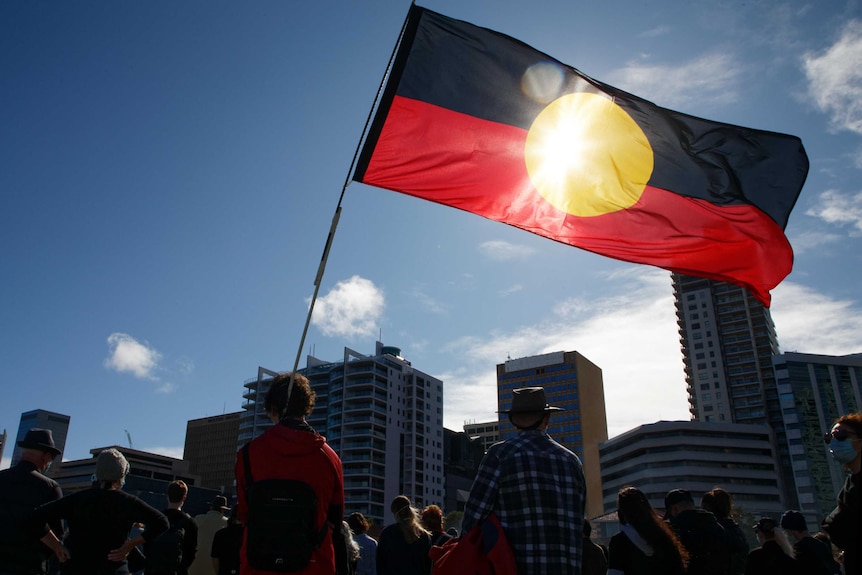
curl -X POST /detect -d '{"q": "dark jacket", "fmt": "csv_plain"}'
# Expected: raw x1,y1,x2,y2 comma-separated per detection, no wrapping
0,460,63,574
717,518,749,575
32,486,169,575
607,526,685,575
144,508,198,575
822,470,859,575
792,536,837,575
670,509,729,575
211,523,244,575
744,540,798,575
376,525,432,575
582,538,608,575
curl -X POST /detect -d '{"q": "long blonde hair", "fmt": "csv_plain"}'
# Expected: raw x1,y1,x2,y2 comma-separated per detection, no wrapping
391,495,429,543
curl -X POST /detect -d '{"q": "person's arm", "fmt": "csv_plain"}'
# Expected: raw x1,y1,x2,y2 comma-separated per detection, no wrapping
39,530,70,563
31,495,68,561
108,496,170,562
234,449,248,524
182,516,198,570
330,454,348,575
460,448,501,533
107,533,146,562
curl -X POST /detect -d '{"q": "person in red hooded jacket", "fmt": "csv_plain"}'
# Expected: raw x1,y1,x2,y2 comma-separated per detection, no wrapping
235,372,346,575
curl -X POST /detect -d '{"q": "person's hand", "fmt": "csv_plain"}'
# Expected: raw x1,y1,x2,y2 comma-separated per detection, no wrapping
54,545,71,563
107,540,134,562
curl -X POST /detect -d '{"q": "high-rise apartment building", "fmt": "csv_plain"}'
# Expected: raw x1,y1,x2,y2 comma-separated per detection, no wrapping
772,352,862,522
11,409,70,466
238,342,445,525
672,274,797,509
184,411,243,496
496,350,608,519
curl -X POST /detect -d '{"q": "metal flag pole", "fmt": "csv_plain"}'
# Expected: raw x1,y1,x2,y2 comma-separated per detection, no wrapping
285,3,416,401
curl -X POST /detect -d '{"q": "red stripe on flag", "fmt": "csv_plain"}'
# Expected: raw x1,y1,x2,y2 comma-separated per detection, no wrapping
361,96,790,305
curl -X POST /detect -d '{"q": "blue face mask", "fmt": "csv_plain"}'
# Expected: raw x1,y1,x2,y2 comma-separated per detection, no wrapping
829,437,859,465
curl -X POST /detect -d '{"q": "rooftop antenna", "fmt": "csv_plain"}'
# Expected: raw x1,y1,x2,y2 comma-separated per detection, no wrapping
124,430,133,449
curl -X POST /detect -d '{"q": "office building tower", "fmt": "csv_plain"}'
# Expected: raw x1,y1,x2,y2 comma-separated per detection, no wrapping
184,411,243,496
599,420,784,517
773,352,862,522
463,420,499,452
11,409,70,466
238,342,444,525
442,428,485,519
496,350,608,519
672,274,797,509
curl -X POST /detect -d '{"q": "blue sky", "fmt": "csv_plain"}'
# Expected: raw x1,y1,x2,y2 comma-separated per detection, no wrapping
3,1,862,467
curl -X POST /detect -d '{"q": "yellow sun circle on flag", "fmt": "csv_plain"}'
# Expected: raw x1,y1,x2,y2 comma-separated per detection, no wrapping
524,92,654,217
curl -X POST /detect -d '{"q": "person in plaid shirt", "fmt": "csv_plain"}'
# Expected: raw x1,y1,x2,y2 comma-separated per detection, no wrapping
461,386,586,574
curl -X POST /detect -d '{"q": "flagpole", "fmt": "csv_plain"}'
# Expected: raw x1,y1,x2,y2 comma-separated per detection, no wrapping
286,3,416,401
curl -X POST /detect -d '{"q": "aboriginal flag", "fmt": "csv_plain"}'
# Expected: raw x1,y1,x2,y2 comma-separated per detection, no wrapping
353,6,808,306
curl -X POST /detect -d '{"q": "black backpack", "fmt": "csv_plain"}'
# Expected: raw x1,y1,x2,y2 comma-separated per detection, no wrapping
145,513,188,575
241,444,329,572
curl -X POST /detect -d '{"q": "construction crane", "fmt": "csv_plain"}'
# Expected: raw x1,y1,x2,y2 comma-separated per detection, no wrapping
124,429,133,449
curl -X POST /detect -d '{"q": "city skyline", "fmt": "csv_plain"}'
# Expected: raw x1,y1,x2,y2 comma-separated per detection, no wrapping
3,1,862,467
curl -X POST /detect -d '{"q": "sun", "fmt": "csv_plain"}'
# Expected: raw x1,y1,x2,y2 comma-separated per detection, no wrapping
524,92,654,217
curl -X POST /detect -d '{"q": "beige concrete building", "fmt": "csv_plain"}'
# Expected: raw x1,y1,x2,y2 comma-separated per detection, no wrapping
497,350,608,519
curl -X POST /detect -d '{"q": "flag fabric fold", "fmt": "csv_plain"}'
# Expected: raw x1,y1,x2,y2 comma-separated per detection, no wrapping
353,5,809,306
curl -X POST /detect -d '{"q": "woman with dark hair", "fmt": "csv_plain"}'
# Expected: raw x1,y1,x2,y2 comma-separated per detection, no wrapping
347,513,377,575
702,487,749,575
607,486,688,575
376,496,431,575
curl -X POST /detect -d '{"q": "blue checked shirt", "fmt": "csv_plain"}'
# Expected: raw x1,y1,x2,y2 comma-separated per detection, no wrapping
461,430,586,575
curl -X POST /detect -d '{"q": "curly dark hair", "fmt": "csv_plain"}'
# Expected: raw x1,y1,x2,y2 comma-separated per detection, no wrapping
264,372,315,419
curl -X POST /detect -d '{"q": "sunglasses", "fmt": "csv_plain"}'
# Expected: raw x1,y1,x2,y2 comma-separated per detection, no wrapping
823,430,858,444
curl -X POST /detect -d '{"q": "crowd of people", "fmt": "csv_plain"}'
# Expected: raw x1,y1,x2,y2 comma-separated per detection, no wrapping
0,377,859,575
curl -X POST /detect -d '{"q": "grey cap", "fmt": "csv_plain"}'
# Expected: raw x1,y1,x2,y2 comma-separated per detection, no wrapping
95,448,130,481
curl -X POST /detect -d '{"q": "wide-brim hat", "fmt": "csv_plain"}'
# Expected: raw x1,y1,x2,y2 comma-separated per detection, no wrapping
17,428,61,456
212,495,231,511
497,387,563,414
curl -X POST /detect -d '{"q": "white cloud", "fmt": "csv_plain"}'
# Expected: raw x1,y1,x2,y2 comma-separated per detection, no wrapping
439,271,862,440
788,229,843,253
805,190,862,235
478,240,536,261
803,20,862,134
607,52,740,110
175,356,195,376
104,333,161,380
771,282,862,355
439,269,689,439
408,287,448,316
155,382,177,394
499,284,523,297
312,276,385,338
638,25,670,39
